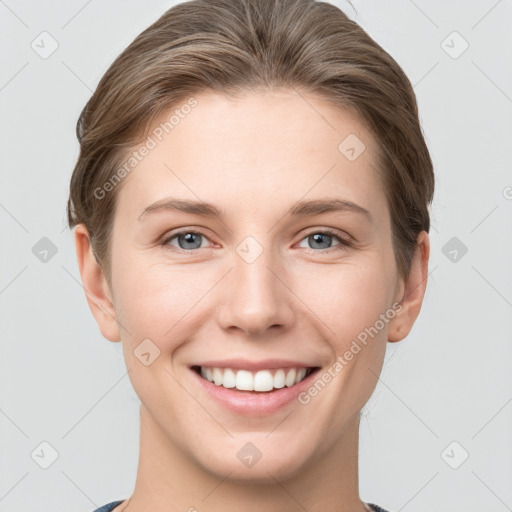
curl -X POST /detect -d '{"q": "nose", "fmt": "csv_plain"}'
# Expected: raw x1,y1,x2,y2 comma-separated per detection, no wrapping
216,241,295,338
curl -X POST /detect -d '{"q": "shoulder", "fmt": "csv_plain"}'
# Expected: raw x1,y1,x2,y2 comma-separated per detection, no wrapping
91,500,390,512
367,504,393,512
90,500,125,512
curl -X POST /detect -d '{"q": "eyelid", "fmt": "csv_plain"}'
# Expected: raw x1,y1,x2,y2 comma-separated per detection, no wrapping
295,228,353,253
297,227,352,243
161,228,216,251
162,226,353,254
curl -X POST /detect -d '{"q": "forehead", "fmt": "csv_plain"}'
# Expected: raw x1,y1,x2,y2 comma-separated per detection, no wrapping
116,89,385,221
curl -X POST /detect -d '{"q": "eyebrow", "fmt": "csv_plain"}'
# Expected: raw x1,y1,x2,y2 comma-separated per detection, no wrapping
138,197,373,223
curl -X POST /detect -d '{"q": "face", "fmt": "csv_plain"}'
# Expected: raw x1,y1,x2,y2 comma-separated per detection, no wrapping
77,89,428,483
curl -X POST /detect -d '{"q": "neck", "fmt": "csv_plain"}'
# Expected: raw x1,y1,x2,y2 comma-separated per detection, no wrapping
123,406,367,512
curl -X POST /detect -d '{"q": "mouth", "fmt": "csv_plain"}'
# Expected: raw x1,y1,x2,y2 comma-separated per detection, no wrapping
191,365,320,393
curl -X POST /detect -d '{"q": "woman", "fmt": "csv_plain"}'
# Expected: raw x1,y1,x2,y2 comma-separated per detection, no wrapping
67,0,434,510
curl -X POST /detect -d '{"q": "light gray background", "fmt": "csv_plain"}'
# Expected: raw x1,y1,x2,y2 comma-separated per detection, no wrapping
1,1,511,511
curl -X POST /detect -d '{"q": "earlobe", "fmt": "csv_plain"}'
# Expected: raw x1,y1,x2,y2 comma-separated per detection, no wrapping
74,224,121,342
387,231,430,343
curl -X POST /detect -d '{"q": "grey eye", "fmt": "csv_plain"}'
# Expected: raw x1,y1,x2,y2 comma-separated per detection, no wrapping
167,231,207,250
298,232,342,250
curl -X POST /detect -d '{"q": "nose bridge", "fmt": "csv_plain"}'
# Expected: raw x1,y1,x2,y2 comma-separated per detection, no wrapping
217,234,293,336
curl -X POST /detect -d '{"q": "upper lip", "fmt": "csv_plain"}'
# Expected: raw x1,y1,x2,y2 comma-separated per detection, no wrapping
191,359,318,372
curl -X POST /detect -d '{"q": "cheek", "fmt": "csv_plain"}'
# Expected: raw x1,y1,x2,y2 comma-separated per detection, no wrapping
112,239,397,357
113,259,208,345
295,258,395,344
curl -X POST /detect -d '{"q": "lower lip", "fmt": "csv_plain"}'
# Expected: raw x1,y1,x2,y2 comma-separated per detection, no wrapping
190,367,320,416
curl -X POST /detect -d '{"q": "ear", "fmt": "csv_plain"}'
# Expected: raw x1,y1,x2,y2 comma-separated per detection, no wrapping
74,224,121,342
387,230,430,343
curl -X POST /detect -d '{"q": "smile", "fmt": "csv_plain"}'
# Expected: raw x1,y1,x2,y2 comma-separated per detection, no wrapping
192,365,315,392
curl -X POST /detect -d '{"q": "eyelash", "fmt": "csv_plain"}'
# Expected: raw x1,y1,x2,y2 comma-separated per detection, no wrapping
161,228,353,254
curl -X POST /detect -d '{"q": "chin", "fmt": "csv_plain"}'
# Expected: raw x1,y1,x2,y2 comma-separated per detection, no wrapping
199,447,307,484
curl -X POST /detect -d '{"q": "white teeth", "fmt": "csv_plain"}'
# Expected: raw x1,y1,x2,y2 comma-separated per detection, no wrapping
222,368,236,388
273,369,285,389
296,368,307,383
236,370,253,391
213,367,223,386
285,368,296,387
253,370,274,392
197,366,312,392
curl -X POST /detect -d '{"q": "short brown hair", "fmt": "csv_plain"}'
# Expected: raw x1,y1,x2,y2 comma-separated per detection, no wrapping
67,0,434,285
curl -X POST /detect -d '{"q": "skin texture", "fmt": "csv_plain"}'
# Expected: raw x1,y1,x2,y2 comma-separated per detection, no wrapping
74,89,429,512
